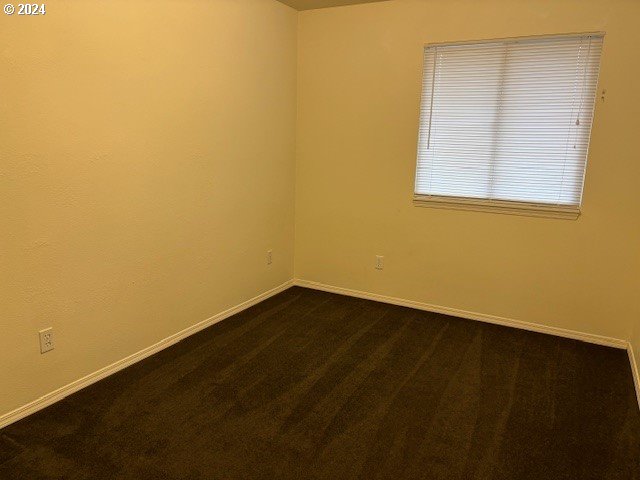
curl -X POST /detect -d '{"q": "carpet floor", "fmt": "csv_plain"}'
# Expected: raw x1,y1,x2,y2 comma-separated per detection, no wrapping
1,286,639,479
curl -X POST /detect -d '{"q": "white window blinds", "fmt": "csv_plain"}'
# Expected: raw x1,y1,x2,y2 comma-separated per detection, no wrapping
415,34,603,212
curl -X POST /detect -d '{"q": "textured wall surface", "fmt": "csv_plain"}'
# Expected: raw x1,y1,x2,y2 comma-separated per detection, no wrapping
295,0,640,343
0,0,297,416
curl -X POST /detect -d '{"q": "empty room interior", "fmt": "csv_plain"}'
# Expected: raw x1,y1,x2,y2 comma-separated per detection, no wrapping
2,0,640,478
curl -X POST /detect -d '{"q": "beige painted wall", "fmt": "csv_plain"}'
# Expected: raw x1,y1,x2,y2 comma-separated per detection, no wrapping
0,0,297,416
296,0,640,342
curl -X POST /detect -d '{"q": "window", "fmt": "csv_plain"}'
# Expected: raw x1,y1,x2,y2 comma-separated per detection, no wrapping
414,34,603,219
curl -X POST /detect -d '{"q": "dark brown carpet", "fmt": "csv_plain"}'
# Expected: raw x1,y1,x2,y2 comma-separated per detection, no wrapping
1,287,639,479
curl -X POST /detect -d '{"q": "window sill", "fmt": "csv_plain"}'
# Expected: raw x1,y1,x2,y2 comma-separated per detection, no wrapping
413,195,580,220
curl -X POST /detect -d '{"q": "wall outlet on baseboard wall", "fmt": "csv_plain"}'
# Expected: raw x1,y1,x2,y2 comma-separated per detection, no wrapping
267,250,273,265
375,255,384,270
39,328,54,354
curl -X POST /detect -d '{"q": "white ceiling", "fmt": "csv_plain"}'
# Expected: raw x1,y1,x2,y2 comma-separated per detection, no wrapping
277,0,389,11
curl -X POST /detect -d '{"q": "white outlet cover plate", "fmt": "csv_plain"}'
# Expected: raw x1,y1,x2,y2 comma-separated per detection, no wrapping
39,328,54,354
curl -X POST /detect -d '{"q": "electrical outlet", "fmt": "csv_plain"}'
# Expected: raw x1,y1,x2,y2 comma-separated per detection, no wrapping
267,250,273,265
375,255,384,270
39,328,54,354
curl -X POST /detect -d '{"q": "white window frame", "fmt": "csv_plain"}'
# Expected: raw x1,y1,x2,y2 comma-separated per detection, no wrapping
413,33,605,220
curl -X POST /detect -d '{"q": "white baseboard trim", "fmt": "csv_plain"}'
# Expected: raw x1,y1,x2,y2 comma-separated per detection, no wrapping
3,278,635,429
294,279,628,350
0,280,294,430
628,342,640,410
